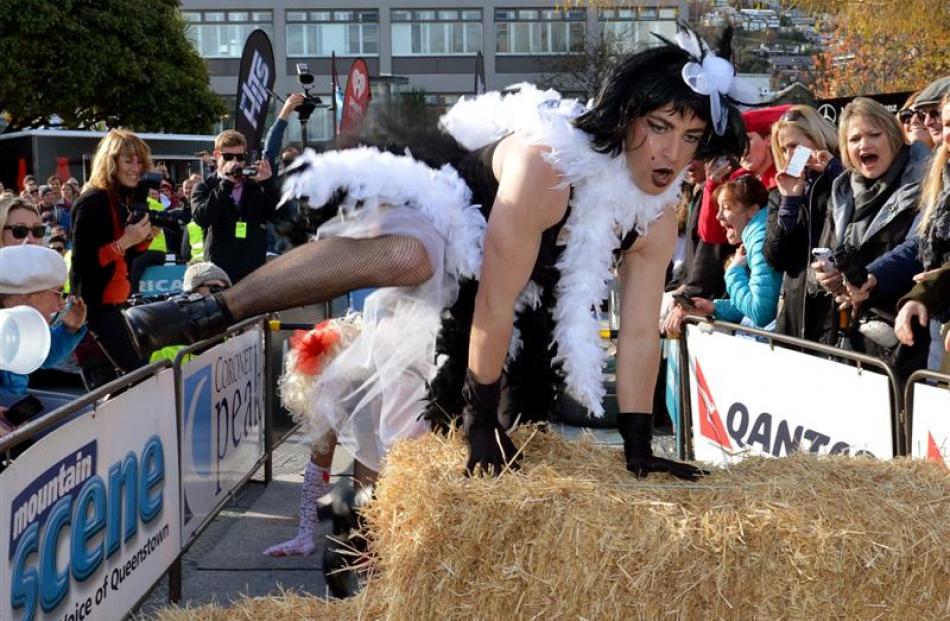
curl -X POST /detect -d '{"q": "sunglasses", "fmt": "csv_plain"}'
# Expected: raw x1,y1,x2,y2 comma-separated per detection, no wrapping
220,152,246,162
899,108,941,124
3,224,46,239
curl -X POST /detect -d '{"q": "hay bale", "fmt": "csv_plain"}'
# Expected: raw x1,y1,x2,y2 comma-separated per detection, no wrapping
155,430,950,620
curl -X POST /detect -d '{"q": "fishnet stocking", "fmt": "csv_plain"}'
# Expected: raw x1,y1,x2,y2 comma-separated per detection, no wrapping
222,235,433,321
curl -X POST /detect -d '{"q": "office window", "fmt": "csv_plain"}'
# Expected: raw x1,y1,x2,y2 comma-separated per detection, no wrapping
286,10,379,57
599,6,678,52
392,9,483,56
495,8,585,55
182,10,273,58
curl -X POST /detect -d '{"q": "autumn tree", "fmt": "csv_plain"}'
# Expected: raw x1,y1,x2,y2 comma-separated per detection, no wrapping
0,0,224,133
772,0,948,97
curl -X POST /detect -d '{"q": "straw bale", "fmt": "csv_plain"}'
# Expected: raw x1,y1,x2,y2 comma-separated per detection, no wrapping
154,429,950,620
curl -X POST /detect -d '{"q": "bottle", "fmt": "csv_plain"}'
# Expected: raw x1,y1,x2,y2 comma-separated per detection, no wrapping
835,309,854,352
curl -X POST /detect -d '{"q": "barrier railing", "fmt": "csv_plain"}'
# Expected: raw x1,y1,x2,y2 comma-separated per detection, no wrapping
0,359,171,459
0,360,180,621
677,316,906,463
167,316,270,602
0,316,283,617
903,369,950,463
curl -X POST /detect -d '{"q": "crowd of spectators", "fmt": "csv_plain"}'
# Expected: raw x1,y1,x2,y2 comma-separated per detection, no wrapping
663,74,950,382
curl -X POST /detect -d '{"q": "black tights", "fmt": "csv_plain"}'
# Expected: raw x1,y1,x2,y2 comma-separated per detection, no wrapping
222,235,433,321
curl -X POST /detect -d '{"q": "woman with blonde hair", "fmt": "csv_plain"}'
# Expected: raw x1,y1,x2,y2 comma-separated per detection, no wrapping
812,98,931,378
70,129,155,372
764,105,843,340
0,197,45,247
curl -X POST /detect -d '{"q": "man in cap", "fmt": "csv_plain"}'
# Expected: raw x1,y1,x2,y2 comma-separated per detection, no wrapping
0,245,87,396
911,75,950,148
148,262,231,364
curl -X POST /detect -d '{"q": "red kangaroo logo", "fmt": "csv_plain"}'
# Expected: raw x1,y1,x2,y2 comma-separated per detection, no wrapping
927,432,946,466
694,361,732,450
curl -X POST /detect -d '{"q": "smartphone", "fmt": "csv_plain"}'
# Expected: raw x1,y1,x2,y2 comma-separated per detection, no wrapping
811,247,835,271
3,394,44,427
672,292,695,310
785,145,813,178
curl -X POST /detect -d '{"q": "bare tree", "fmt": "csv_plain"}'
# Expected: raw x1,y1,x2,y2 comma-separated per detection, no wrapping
537,32,632,100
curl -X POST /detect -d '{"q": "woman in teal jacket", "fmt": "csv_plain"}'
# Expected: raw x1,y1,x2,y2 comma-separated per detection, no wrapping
691,175,782,329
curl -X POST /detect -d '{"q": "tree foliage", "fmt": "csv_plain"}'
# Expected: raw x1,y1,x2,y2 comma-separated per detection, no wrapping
798,0,950,97
0,0,224,133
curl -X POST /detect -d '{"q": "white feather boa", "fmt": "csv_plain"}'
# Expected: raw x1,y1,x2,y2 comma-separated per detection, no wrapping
441,85,685,416
281,147,486,282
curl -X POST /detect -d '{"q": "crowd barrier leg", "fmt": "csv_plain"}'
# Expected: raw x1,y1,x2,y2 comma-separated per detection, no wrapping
168,558,183,604
263,319,275,484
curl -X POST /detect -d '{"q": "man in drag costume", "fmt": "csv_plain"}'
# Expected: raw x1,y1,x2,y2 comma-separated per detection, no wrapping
125,27,752,482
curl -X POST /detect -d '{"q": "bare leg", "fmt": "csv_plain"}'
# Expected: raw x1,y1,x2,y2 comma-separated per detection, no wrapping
223,235,433,320
263,432,338,557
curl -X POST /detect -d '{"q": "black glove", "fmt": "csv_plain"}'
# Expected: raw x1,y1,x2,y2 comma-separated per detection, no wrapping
462,371,520,476
617,413,709,481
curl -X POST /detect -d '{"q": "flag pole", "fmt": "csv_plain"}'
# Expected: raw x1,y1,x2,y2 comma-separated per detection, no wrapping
331,51,339,142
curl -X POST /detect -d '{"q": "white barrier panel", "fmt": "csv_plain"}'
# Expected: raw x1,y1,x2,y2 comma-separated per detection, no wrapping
180,325,264,543
0,369,181,621
686,325,894,466
909,382,949,465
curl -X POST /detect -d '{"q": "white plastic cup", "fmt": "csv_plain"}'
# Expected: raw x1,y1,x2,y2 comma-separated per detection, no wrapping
0,306,51,374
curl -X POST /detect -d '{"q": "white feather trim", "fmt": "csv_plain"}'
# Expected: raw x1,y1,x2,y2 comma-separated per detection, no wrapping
442,85,685,416
281,147,486,281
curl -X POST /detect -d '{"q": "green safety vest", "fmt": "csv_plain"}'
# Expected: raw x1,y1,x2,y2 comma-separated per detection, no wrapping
149,345,194,365
187,220,204,262
63,249,72,294
146,197,167,253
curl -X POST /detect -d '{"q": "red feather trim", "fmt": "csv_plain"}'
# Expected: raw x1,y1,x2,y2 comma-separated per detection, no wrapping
289,320,342,376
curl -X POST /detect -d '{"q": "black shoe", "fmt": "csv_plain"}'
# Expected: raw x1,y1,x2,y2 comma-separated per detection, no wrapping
123,294,232,359
323,485,372,599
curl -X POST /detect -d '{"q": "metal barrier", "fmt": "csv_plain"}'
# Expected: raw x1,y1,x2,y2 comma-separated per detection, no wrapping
903,368,950,461
0,316,283,616
677,316,906,461
0,360,180,620
167,316,271,602
0,359,171,460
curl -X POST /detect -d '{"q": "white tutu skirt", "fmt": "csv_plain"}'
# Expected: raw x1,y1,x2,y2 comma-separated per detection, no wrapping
297,206,460,471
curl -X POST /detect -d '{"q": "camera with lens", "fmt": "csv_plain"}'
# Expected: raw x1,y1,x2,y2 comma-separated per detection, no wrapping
127,171,186,231
832,244,868,288
294,63,323,122
239,165,259,178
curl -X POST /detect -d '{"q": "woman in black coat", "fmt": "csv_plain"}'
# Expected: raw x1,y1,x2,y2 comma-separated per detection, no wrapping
763,105,843,342
71,129,155,372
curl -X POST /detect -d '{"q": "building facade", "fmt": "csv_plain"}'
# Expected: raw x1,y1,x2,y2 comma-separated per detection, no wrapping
180,0,687,144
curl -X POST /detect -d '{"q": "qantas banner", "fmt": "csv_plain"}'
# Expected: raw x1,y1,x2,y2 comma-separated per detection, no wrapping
685,325,895,466
908,381,949,466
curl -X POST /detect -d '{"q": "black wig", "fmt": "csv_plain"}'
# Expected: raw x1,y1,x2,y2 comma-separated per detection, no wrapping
573,32,747,161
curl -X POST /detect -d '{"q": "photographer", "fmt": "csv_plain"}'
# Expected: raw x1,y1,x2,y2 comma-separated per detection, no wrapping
71,129,155,372
192,130,278,283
